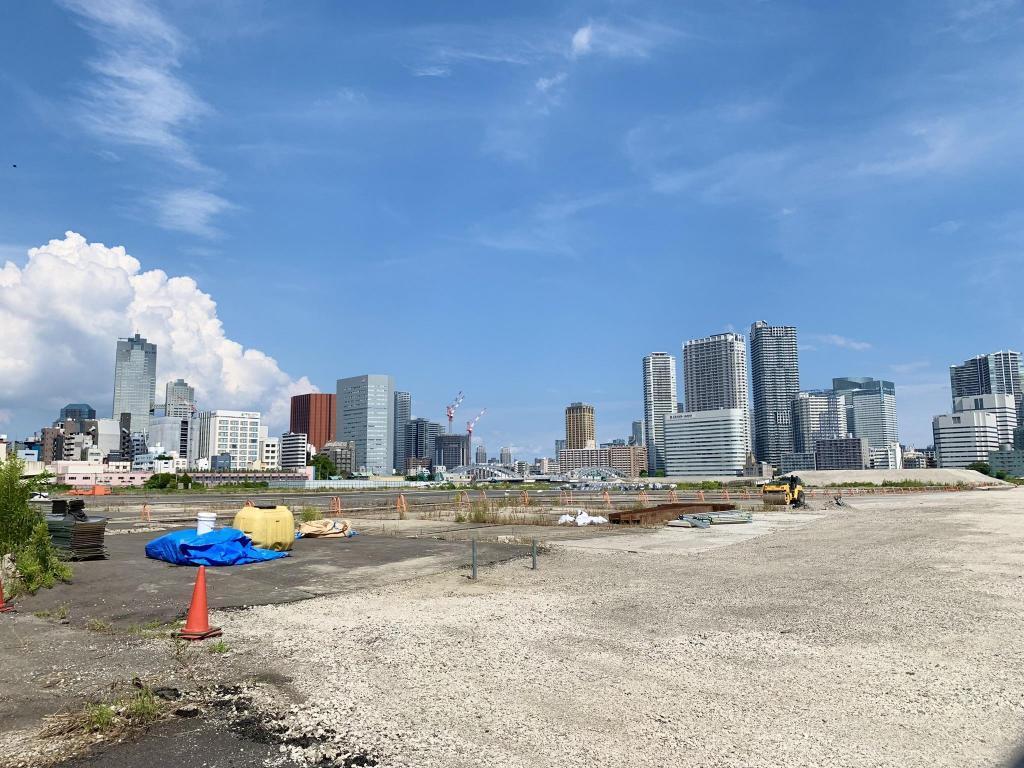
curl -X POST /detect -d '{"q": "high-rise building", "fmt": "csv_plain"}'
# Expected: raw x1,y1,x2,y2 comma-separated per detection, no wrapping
435,433,471,469
393,391,412,476
280,432,308,471
112,333,157,436
749,321,799,469
189,410,261,470
164,379,195,419
474,444,487,464
952,394,1017,447
642,352,678,473
565,402,596,450
630,420,644,447
683,333,749,414
950,351,1023,423
336,375,394,475
500,446,513,465
832,377,898,450
933,411,1000,468
405,418,444,472
60,403,96,424
663,409,748,476
791,390,847,453
554,439,566,460
290,393,336,452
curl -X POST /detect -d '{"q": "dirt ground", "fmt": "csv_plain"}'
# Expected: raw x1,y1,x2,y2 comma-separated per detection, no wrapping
216,489,1024,768
3,489,1024,767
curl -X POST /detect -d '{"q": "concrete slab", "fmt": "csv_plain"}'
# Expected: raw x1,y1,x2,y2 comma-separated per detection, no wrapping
15,527,529,628
554,510,823,554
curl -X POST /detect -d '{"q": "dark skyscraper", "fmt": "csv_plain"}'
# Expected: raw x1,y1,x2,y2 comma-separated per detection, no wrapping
749,321,799,469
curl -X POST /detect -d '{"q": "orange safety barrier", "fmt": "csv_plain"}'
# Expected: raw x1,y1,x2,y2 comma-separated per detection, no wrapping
140,503,152,522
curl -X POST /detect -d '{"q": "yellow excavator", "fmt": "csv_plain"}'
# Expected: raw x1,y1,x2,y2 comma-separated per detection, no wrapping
762,475,806,507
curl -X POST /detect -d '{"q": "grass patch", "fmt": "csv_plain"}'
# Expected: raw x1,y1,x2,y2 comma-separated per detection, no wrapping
86,618,112,633
84,703,116,732
33,602,70,620
124,686,160,724
207,639,230,654
298,506,322,523
126,618,181,639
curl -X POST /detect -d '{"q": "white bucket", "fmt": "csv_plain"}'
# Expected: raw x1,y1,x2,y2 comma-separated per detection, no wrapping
196,511,217,536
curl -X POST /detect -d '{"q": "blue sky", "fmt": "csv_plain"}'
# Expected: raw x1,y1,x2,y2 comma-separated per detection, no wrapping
1,0,1023,457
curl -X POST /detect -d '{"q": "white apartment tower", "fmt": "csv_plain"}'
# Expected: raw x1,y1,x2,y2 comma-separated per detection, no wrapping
189,410,261,470
642,352,678,474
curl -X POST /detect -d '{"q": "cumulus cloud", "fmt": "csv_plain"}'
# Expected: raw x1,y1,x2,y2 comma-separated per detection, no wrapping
0,232,315,431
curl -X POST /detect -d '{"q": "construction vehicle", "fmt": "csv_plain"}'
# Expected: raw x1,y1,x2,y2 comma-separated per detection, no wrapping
762,475,806,507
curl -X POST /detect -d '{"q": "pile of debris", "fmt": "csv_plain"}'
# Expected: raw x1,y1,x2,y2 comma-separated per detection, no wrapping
666,511,752,529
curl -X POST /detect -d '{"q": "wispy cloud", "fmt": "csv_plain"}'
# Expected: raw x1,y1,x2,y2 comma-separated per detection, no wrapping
570,20,679,59
411,65,451,78
61,0,209,169
808,334,872,351
535,72,567,94
154,188,235,238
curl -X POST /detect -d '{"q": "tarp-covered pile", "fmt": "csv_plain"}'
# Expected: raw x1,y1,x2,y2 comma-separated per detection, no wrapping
296,518,357,538
146,528,289,566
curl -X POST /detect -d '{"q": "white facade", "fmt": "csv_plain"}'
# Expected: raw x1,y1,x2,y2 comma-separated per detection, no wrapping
642,352,678,473
933,411,1000,468
189,410,262,470
664,408,748,476
953,393,1017,446
149,416,190,459
280,432,308,471
682,333,749,414
792,390,847,453
870,442,903,470
258,436,281,469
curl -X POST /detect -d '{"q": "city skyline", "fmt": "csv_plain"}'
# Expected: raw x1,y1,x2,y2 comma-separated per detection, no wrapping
3,3,1024,455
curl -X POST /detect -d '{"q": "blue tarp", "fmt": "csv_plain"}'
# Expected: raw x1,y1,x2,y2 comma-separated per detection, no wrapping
145,527,290,566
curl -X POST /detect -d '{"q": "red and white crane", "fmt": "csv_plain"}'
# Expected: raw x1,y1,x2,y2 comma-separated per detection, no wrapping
445,391,465,433
466,409,487,436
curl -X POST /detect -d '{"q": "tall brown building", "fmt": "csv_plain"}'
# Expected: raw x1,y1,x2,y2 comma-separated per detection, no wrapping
290,393,336,451
565,402,596,450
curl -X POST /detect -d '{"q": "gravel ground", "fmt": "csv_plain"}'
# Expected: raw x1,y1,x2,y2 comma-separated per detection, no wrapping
217,489,1024,768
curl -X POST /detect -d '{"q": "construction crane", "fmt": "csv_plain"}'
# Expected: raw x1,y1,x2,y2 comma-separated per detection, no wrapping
445,391,465,433
466,409,487,436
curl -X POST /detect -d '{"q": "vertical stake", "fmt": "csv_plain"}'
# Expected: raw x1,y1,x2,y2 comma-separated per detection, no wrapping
471,538,478,580
531,538,538,570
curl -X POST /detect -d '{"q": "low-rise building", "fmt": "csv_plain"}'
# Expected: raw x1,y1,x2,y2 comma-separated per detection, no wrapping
663,409,748,476
933,411,1000,468
320,440,357,477
780,452,816,474
989,446,1024,478
814,437,870,470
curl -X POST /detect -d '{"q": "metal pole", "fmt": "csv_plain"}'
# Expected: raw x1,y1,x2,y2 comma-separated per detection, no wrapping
532,538,537,570
471,539,477,580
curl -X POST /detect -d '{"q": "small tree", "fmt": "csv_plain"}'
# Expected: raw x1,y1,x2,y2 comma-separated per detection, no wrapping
310,454,336,480
0,457,71,593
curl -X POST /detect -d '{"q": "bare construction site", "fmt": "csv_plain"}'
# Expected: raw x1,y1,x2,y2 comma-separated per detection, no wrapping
3,486,1023,768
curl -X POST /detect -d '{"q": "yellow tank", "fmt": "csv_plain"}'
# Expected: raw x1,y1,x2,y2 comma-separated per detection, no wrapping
232,504,295,551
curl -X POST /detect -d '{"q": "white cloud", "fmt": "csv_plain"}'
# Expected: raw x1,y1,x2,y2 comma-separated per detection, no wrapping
154,188,236,237
61,0,209,168
570,20,677,59
411,65,451,78
571,25,593,56
535,72,568,94
0,232,314,431
808,334,872,351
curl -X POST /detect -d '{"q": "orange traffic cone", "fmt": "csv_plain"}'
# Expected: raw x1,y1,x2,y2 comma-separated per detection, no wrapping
0,574,14,613
173,566,221,640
